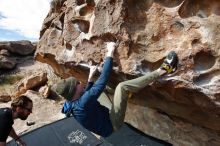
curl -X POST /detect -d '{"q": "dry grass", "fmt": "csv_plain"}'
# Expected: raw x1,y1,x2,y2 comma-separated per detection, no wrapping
0,75,23,85
0,75,23,94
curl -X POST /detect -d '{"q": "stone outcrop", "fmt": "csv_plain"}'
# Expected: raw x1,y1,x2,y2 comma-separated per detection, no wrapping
38,85,51,98
35,0,220,145
0,94,11,102
0,40,36,55
0,55,16,69
0,41,36,70
13,72,48,98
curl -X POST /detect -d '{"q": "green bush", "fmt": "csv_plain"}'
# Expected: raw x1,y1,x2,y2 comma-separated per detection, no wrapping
0,75,23,85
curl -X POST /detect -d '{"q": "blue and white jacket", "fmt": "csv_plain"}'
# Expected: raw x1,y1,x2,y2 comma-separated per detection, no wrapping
62,57,113,137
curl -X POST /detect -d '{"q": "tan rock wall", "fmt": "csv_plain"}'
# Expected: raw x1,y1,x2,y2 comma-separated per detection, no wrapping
36,0,220,145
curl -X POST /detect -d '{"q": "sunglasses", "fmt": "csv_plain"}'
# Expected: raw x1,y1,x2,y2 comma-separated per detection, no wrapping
23,107,32,113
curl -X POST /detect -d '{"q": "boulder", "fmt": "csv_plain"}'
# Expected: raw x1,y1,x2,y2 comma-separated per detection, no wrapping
0,40,36,55
0,49,10,56
38,85,51,98
13,72,48,98
0,55,16,69
0,94,11,102
35,0,220,145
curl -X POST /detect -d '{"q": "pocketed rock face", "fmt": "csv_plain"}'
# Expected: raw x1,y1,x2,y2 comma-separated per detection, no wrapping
36,0,220,145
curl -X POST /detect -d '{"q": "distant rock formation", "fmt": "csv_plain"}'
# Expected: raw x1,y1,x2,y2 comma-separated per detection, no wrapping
0,41,36,70
0,41,36,55
35,0,220,145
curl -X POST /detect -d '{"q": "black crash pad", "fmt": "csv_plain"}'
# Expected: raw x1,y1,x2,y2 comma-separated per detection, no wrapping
7,117,172,146
7,117,112,146
106,123,172,146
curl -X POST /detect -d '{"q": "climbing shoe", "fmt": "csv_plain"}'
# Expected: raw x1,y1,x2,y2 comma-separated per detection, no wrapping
160,51,178,74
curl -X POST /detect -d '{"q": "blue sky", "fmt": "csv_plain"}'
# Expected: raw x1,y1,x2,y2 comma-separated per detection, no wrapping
0,28,36,41
0,0,51,41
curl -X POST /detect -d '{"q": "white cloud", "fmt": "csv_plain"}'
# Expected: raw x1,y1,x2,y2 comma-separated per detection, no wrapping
0,0,51,39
